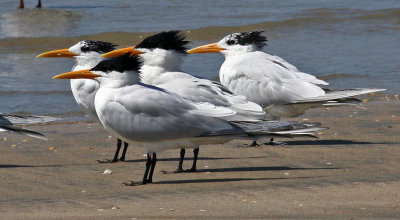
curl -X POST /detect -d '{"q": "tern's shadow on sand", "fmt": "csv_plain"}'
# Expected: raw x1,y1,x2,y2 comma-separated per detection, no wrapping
125,156,266,163
154,176,323,185
0,164,62,168
284,139,390,145
195,166,341,173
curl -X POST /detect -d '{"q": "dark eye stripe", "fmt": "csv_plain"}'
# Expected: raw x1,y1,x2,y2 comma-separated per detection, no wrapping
79,40,118,53
227,31,267,49
226,40,235,45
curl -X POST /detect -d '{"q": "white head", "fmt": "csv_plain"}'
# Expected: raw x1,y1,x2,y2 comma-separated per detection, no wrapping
187,31,267,57
69,40,117,57
135,31,189,69
102,31,189,71
38,40,118,68
69,40,118,68
53,53,143,88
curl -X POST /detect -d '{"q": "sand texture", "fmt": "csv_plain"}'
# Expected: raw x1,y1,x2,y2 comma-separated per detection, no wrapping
0,101,399,219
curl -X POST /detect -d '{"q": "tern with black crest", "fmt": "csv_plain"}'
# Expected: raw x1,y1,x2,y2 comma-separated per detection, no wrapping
188,31,385,143
102,31,267,171
38,40,130,162
188,31,385,117
53,53,327,185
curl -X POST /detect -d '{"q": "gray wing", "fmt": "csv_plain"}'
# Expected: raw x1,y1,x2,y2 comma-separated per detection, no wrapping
97,85,240,143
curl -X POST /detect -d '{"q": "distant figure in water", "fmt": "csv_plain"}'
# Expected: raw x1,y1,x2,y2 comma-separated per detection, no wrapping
18,0,42,9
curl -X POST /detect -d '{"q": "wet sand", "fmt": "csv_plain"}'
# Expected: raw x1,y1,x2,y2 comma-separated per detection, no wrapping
0,100,399,219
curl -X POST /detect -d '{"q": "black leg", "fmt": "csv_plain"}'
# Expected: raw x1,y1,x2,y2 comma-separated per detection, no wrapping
147,153,157,183
19,0,24,9
123,152,155,186
162,148,198,174
176,148,185,172
119,142,129,161
112,139,122,161
97,138,122,163
189,148,199,172
142,153,152,184
36,0,42,8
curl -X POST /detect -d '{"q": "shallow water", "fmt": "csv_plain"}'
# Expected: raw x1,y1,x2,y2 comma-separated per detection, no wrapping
0,0,399,120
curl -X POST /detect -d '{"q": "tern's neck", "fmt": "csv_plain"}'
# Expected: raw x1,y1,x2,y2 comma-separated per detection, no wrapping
98,71,141,88
140,49,183,71
73,54,104,71
139,50,184,84
222,45,258,58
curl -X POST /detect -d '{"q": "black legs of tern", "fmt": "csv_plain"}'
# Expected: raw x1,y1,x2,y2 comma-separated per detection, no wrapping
142,153,157,184
191,147,199,172
112,138,123,162
119,141,129,161
177,148,185,172
98,138,129,163
124,152,157,186
175,147,200,173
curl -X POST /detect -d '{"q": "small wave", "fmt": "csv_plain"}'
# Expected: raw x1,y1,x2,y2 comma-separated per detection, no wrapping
47,5,106,9
0,17,331,54
353,8,400,21
318,73,357,81
0,8,81,38
0,6,398,54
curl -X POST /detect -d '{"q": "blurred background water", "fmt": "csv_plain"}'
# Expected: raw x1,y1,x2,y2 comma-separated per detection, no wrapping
0,0,399,121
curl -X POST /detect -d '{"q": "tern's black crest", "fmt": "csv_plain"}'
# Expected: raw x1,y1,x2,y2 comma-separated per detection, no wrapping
226,31,267,49
80,40,118,53
136,30,189,53
91,53,142,73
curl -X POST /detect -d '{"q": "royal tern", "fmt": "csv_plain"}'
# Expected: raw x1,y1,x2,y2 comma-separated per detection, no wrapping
188,31,385,143
102,30,266,172
187,31,385,117
53,53,327,184
1,113,57,139
37,40,130,163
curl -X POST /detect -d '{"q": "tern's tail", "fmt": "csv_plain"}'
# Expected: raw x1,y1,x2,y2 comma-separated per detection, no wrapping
294,88,385,104
0,114,59,126
265,88,386,118
199,120,328,138
0,125,47,140
231,120,328,138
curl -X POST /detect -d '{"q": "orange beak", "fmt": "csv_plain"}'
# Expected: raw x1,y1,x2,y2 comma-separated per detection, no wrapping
101,46,143,57
37,48,77,58
187,43,226,54
53,69,100,80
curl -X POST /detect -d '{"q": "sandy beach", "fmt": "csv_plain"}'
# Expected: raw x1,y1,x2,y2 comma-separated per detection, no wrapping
0,99,399,219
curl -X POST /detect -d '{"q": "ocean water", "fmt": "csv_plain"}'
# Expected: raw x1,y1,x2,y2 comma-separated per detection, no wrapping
0,0,399,120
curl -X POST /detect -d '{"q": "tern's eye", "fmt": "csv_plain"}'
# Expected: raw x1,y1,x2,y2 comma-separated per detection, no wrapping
81,46,90,52
226,40,235,45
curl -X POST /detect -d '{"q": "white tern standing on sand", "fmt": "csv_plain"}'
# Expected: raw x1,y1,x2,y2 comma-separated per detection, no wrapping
53,53,327,185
